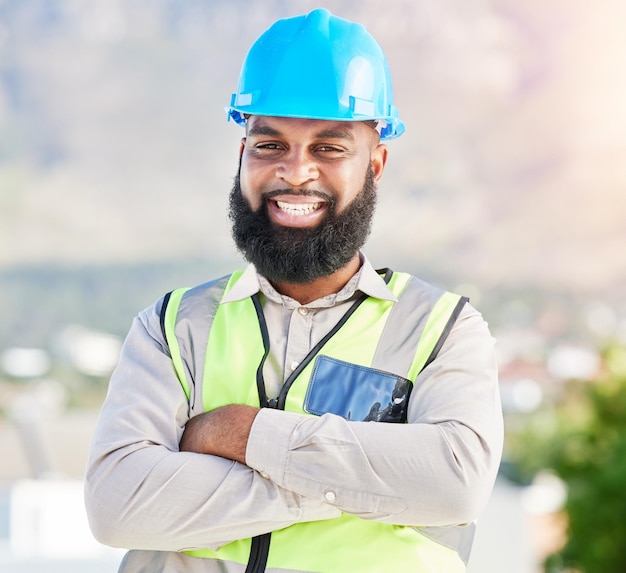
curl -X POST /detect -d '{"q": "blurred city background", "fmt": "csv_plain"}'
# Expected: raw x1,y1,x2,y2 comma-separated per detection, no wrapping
1,1,625,572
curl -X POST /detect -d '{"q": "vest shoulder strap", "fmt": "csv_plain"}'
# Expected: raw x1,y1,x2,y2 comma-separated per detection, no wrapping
407,292,469,381
159,273,238,403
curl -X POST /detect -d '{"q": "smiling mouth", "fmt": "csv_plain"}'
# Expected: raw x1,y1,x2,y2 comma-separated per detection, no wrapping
275,200,324,215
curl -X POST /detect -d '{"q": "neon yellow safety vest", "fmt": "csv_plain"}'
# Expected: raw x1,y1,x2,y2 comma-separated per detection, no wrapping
161,269,474,573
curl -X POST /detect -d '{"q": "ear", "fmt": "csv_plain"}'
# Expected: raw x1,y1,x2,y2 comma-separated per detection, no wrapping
370,143,388,183
239,138,246,158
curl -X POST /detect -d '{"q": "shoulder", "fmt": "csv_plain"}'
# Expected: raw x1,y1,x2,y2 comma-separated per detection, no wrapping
134,273,236,339
394,271,491,335
160,273,236,313
392,271,456,314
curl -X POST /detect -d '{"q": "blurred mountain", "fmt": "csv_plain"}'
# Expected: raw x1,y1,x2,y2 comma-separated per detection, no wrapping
1,0,625,299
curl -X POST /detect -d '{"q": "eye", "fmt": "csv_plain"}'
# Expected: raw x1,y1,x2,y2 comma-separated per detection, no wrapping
250,141,285,157
314,144,346,156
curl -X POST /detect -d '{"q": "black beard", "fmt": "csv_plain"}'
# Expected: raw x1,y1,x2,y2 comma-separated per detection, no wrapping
229,166,377,284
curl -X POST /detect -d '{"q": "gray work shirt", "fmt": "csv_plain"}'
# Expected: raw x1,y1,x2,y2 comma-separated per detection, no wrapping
85,255,503,572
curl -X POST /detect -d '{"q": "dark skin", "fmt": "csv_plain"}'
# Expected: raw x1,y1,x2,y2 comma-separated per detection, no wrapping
180,116,388,462
180,403,257,464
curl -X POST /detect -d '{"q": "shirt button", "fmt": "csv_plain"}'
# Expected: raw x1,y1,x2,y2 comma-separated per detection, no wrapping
324,491,336,503
290,361,299,371
297,307,308,316
260,471,270,479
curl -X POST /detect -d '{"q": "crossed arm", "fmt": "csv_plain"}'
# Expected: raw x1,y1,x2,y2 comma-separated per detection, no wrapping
85,302,503,552
179,404,259,463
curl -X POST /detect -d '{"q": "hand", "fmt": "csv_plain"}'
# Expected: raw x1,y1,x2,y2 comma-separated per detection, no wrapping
179,404,260,464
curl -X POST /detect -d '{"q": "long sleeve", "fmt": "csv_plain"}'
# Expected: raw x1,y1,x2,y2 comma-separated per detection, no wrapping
245,304,503,527
84,301,340,552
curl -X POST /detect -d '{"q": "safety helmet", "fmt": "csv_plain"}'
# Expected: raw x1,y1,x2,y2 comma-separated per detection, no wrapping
226,8,405,140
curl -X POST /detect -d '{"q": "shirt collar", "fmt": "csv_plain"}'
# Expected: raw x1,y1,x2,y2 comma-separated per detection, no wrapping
220,264,261,303
220,253,397,305
357,257,398,302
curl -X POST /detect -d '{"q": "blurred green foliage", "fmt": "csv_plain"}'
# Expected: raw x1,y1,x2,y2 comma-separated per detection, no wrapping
508,345,626,573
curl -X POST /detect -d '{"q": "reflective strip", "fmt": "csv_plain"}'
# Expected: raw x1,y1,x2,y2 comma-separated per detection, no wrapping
407,291,464,381
371,275,443,377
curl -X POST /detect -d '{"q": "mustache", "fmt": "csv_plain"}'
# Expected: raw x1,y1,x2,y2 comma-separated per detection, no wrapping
262,188,335,205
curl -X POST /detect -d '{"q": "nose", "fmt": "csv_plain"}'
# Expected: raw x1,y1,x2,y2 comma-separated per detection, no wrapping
275,148,319,187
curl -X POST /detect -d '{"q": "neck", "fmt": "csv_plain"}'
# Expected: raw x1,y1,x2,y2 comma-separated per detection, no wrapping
270,254,361,305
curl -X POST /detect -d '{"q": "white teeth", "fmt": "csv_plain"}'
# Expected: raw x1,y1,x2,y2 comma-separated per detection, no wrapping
276,201,322,215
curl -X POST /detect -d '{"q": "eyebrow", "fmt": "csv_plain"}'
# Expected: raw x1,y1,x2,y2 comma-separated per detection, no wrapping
247,122,356,142
246,124,282,137
314,127,355,141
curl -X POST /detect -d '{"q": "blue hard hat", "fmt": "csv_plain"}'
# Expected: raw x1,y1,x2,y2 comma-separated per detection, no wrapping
226,8,405,140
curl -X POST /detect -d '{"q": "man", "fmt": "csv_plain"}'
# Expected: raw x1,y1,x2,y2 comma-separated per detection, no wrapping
85,8,503,573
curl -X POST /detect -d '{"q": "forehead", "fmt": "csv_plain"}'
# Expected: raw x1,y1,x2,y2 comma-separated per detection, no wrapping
246,116,370,142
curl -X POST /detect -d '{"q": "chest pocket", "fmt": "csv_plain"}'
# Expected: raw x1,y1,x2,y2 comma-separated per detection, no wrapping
304,355,412,423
